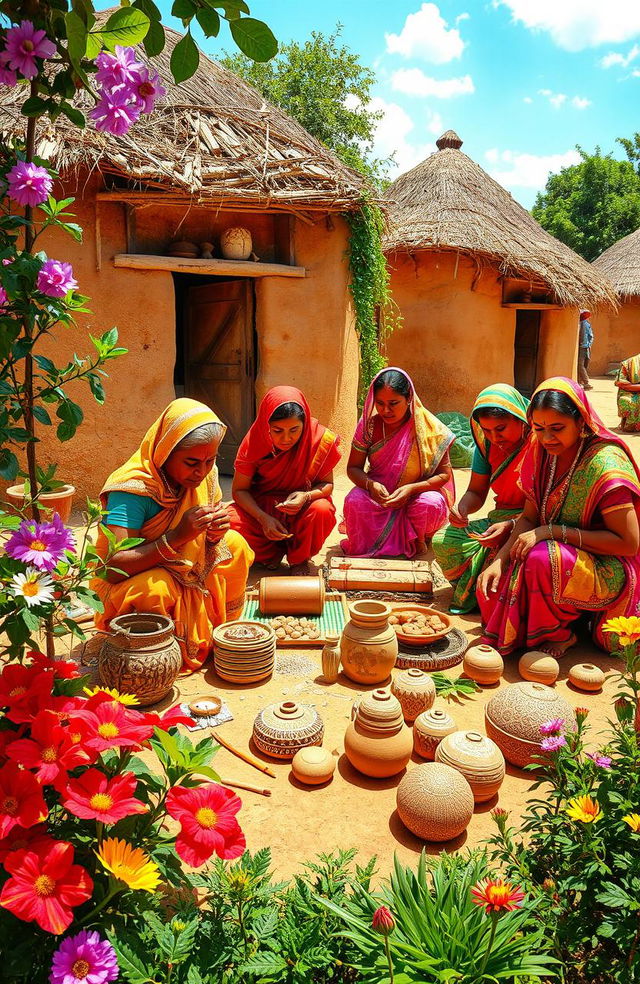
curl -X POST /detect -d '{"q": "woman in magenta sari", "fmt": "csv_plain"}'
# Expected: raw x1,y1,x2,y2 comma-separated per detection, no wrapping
478,377,640,657
342,368,455,557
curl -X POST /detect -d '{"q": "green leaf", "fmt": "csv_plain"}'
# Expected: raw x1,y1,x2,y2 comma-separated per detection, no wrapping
229,17,277,61
170,31,199,82
196,7,220,36
32,406,52,426
65,10,88,64
0,449,19,481
101,7,150,51
85,32,103,59
172,0,196,20
59,102,86,128
213,0,250,17
20,96,50,118
106,936,152,984
33,355,58,376
88,375,105,404
141,17,165,56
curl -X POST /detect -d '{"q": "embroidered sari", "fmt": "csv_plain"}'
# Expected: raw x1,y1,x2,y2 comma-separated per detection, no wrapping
93,399,254,672
617,354,640,432
342,367,455,558
479,377,640,655
433,384,530,613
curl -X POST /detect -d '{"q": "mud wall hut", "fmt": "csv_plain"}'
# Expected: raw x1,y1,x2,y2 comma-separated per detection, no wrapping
591,228,640,375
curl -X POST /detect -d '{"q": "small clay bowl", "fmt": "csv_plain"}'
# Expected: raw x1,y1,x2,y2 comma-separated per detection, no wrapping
392,605,451,646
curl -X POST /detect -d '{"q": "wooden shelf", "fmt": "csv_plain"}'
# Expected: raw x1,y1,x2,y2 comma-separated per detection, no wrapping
501,302,561,310
113,254,306,278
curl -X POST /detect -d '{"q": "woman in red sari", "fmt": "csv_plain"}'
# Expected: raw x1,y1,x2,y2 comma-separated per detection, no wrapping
228,386,341,573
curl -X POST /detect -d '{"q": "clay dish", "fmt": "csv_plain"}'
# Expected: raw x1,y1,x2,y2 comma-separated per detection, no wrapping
392,605,451,646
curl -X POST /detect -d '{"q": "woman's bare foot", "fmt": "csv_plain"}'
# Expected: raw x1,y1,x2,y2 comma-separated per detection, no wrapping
539,633,578,658
288,560,314,576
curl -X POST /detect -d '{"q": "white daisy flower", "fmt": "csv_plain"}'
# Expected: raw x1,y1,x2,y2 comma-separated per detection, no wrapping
10,568,55,607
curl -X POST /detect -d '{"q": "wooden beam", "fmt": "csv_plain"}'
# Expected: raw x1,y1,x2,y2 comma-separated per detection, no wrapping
112,253,306,278
501,303,562,310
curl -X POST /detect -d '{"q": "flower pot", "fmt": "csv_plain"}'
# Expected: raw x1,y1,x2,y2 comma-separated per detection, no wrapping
98,612,182,706
340,600,398,685
5,483,75,524
391,668,436,722
413,707,457,760
434,730,505,802
396,763,474,842
344,688,412,778
463,643,503,685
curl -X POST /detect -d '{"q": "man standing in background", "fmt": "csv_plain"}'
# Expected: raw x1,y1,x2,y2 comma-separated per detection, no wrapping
578,309,593,390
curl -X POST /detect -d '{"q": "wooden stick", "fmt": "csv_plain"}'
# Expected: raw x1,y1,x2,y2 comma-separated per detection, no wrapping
211,730,276,779
220,778,271,797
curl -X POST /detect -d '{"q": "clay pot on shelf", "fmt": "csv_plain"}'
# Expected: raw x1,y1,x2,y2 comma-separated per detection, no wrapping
252,701,323,760
340,600,398,685
463,644,503,685
391,668,436,722
5,483,76,524
569,662,605,692
344,688,412,778
321,633,341,683
259,575,325,615
396,763,474,841
485,682,577,768
98,612,182,706
519,650,559,685
220,227,252,260
291,746,336,785
434,730,505,802
413,707,457,760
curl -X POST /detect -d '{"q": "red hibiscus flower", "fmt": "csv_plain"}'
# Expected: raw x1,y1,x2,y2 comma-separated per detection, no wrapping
145,703,196,731
0,823,55,866
0,664,54,723
0,840,93,934
166,783,245,868
71,700,154,753
62,769,148,824
7,709,93,790
27,650,80,679
0,761,48,838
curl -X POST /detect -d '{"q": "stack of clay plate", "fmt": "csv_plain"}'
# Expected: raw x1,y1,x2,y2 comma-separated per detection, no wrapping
212,621,276,683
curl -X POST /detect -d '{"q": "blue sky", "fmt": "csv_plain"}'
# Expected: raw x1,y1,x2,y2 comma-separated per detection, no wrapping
152,0,640,208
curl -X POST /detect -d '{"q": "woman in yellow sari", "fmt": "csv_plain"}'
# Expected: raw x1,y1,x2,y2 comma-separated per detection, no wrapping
93,399,254,672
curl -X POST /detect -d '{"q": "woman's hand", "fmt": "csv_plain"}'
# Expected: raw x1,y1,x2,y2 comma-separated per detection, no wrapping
260,514,291,541
449,502,469,527
477,558,505,598
369,481,390,506
468,520,513,546
509,526,546,563
385,484,413,509
276,491,309,515
206,505,231,543
172,505,217,546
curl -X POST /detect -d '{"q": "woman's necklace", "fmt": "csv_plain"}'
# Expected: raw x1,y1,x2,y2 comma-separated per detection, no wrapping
540,437,586,524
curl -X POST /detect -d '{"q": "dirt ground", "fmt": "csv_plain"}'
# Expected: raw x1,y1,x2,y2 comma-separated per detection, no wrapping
70,376,640,881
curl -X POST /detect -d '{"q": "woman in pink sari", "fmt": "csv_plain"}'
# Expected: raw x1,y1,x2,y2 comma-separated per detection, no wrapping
342,368,455,557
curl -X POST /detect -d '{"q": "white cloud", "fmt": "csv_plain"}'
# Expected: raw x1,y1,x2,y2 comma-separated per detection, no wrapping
485,147,499,163
537,88,591,109
391,68,475,98
600,43,640,68
486,148,582,190
385,3,465,62
523,95,533,103
426,109,444,135
495,0,640,51
368,96,435,177
571,96,591,109
455,12,470,23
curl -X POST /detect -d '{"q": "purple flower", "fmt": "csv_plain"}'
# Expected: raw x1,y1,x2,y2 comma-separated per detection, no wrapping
0,52,18,87
6,161,53,207
539,718,565,736
95,45,144,90
132,67,166,113
4,20,55,80
89,90,141,136
0,286,7,308
37,259,77,298
540,735,567,752
5,515,75,572
50,929,119,984
586,752,612,769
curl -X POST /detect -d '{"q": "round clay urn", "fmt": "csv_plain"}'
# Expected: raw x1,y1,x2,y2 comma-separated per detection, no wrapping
434,730,505,802
252,701,324,760
340,600,398,685
98,612,182,706
569,662,605,692
485,682,577,768
413,707,457,760
291,746,336,785
396,763,474,842
391,668,436,722
344,688,412,778
220,226,252,260
519,650,560,685
463,644,503,685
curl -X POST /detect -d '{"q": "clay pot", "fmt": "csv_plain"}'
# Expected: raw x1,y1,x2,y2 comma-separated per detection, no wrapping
252,701,323,759
569,662,605,692
485,682,577,768
5,483,75,524
259,576,325,615
519,650,559,685
344,688,412,778
340,600,398,685
463,644,503,685
396,763,474,842
291,746,336,785
435,730,505,802
413,707,457,760
321,633,341,683
391,668,436,722
212,621,276,683
98,612,182,706
220,226,252,260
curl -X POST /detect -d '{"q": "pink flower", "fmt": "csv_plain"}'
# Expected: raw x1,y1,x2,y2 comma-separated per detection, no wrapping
50,929,119,984
132,67,166,113
37,259,77,298
95,46,144,90
372,905,395,936
6,161,52,207
586,752,612,769
540,735,567,753
539,718,565,736
89,91,141,136
0,286,7,308
0,52,17,87
3,21,55,80
5,515,75,572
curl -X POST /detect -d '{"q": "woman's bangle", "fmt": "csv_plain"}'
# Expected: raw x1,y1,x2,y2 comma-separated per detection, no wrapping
304,491,312,506
548,522,554,541
577,528,583,549
365,478,372,494
509,518,517,531
561,523,568,544
161,533,180,557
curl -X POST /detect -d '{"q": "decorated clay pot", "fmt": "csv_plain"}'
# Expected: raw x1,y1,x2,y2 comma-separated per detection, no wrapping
98,612,182,706
340,600,398,685
485,682,577,768
463,644,503,685
391,668,436,722
519,650,560,685
434,730,505,802
569,662,605,692
413,707,457,760
344,688,412,778
321,633,341,683
259,575,325,615
252,701,323,759
220,226,252,260
396,763,474,842
291,746,336,785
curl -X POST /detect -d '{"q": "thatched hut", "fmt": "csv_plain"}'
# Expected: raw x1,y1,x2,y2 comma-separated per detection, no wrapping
591,228,640,374
0,29,368,495
383,131,615,412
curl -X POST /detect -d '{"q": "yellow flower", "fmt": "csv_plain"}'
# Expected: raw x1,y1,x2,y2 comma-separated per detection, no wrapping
83,686,140,706
602,616,640,648
97,838,161,892
623,814,640,832
566,795,602,824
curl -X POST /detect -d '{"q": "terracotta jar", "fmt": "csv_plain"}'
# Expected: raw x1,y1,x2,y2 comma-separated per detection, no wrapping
435,730,505,802
291,746,336,785
396,763,474,841
220,226,252,260
391,668,436,722
6,482,76,524
98,612,182,706
321,633,341,683
463,644,503,685
344,688,412,778
485,682,577,768
519,650,560,685
259,575,325,615
413,707,457,759
253,701,323,759
569,662,605,692
340,600,398,685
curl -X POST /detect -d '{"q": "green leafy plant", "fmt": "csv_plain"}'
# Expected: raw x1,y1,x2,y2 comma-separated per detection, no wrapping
432,672,481,701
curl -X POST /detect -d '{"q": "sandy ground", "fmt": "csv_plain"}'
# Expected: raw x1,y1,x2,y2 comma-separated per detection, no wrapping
70,377,640,880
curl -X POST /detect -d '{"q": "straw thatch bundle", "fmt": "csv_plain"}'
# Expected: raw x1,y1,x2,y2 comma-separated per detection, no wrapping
383,131,615,308
592,227,640,299
0,26,368,215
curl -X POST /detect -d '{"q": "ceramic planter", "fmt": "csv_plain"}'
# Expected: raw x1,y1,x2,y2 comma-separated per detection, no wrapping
344,688,412,778
413,707,457,759
434,730,505,802
259,575,325,615
391,668,436,722
5,482,75,524
340,600,398,685
569,662,605,692
98,612,182,706
518,650,559,685
252,701,323,759
485,682,577,768
396,763,474,841
463,644,503,685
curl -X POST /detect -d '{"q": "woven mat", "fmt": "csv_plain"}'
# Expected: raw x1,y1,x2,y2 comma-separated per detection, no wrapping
395,627,469,671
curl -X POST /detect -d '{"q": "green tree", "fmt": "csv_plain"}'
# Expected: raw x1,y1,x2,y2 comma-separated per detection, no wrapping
532,148,640,261
618,131,640,173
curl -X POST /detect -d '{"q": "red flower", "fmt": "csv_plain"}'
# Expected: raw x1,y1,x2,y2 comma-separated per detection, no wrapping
0,840,93,935
72,700,154,753
471,878,526,913
372,905,395,936
62,769,147,824
0,664,54,723
145,703,196,731
0,823,54,866
7,709,92,790
27,650,80,679
166,783,245,867
0,761,48,838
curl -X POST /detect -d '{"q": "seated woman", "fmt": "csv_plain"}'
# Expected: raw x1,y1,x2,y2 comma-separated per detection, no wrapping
227,386,341,574
616,353,640,432
432,384,530,614
93,399,254,672
342,367,454,558
477,377,640,657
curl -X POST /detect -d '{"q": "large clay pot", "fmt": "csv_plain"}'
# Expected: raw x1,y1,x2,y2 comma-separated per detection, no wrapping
291,746,335,785
344,688,412,778
252,701,323,759
340,600,398,685
321,633,341,683
259,575,325,615
413,707,456,760
485,682,577,768
98,612,182,706
463,644,503,685
435,730,505,802
519,650,559,685
391,668,436,722
396,763,474,841
5,482,75,524
569,662,605,692
220,226,252,260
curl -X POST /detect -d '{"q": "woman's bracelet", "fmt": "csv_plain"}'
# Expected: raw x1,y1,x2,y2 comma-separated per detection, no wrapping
157,533,180,563
547,522,554,541
365,478,372,493
561,523,568,544
577,528,583,549
304,491,312,506
509,518,517,531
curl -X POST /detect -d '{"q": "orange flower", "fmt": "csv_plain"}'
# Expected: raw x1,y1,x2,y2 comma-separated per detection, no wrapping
566,794,602,824
623,813,640,832
471,878,525,912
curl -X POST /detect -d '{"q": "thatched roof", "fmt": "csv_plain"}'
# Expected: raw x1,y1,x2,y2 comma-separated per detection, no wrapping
0,25,368,216
383,130,616,308
592,227,640,298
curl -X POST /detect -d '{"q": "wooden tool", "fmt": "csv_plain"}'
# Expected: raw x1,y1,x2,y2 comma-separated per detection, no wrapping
220,778,272,797
211,729,276,778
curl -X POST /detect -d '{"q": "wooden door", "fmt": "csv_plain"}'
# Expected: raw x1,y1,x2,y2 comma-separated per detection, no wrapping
513,310,541,397
184,280,255,474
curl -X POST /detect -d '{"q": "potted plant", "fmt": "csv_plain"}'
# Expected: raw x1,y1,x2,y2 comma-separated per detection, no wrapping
4,464,75,523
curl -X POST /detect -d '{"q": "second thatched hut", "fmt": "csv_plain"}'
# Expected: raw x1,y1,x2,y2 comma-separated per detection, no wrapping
591,227,640,374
